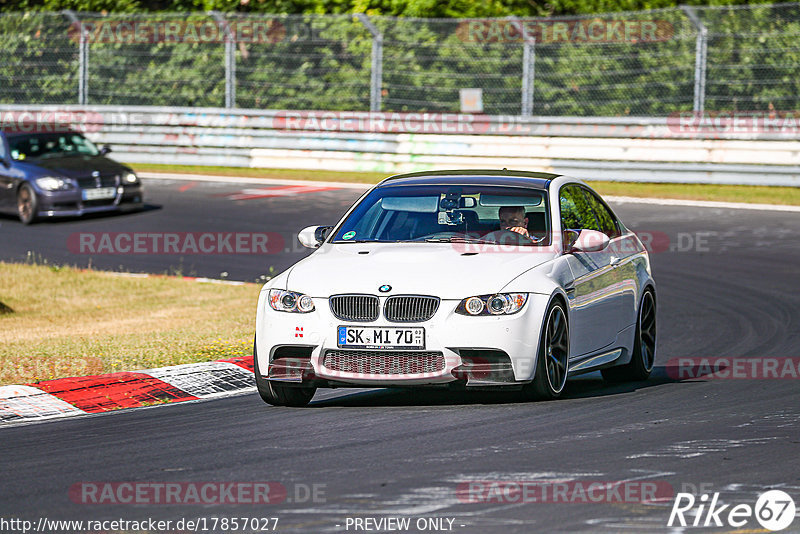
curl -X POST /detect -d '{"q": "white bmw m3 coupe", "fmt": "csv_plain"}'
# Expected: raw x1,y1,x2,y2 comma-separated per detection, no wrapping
254,170,656,406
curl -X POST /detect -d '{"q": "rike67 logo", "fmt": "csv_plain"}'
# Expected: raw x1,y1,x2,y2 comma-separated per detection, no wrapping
668,490,796,531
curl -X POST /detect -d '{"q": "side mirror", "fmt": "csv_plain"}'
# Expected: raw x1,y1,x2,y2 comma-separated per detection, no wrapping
100,144,112,155
298,225,333,249
569,229,610,253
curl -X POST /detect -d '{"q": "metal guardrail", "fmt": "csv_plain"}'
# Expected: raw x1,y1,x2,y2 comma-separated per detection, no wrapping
3,105,799,186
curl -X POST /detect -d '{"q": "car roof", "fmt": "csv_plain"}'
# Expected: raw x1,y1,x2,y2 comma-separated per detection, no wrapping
378,169,559,189
1,128,76,137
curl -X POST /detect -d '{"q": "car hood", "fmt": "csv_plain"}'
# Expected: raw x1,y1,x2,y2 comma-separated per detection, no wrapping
23,155,128,179
285,243,558,299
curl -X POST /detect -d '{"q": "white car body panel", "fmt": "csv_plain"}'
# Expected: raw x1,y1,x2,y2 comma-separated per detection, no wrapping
254,171,656,393
286,242,558,299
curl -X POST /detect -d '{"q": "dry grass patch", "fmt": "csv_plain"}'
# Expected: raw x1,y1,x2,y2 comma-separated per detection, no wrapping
0,262,260,385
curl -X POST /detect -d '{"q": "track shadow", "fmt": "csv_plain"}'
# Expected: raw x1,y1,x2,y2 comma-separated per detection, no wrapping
308,365,687,408
0,203,161,225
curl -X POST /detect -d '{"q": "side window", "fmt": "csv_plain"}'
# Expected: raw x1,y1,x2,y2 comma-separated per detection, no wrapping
582,189,620,238
0,136,6,161
560,185,599,231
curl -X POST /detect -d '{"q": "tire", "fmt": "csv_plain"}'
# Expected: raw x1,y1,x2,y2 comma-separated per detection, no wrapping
17,183,38,225
602,289,656,383
523,300,569,400
253,339,316,407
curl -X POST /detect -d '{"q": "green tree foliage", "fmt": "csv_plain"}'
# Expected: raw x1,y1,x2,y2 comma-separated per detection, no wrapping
2,4,799,114
0,12,78,104
0,0,784,16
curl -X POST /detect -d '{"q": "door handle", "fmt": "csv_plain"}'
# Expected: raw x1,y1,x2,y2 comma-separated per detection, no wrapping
609,256,622,267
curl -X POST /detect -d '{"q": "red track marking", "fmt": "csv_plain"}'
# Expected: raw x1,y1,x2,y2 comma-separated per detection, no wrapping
219,355,255,373
32,372,198,413
226,185,338,200
178,181,197,192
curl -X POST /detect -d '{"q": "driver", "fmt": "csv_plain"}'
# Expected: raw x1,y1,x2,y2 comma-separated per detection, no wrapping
498,206,531,239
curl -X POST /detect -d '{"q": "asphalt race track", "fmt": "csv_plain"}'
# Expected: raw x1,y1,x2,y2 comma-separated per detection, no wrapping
0,178,359,281
1,177,799,533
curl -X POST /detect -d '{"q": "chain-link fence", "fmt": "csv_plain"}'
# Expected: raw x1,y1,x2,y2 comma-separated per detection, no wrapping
2,4,800,115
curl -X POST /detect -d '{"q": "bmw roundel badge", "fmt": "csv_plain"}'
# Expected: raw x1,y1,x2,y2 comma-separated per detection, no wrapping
379,284,392,293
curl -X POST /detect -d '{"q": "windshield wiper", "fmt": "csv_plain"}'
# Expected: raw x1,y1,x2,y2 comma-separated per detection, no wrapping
423,236,497,244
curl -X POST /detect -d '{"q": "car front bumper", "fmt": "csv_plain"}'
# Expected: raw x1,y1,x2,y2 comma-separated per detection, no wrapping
255,291,553,388
36,184,143,218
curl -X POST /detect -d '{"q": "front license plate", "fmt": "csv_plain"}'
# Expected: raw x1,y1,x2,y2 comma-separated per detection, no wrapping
337,326,425,350
82,187,116,200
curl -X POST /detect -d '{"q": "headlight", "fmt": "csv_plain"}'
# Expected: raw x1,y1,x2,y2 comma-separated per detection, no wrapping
456,293,528,316
35,176,73,191
268,289,315,313
123,172,138,184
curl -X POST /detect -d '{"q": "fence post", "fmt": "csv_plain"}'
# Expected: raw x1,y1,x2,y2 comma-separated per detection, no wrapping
681,5,707,113
62,10,88,105
356,14,383,112
210,11,236,108
522,38,536,116
510,17,535,116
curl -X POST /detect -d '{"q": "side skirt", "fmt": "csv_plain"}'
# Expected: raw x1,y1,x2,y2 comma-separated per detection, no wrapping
568,348,625,376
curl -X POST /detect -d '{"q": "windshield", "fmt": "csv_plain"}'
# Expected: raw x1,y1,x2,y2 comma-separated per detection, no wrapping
332,184,550,246
8,132,100,160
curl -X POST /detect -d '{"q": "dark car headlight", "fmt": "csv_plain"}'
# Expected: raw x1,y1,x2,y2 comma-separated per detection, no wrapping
35,176,74,191
123,172,139,184
456,293,528,316
268,289,315,313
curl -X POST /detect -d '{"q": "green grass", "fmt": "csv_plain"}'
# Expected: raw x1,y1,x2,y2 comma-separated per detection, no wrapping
0,262,259,385
587,181,800,206
131,163,387,184
130,163,800,206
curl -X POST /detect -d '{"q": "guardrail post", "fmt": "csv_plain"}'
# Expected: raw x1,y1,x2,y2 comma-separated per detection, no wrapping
510,17,535,116
62,10,88,105
681,5,707,114
210,11,236,108
356,14,383,112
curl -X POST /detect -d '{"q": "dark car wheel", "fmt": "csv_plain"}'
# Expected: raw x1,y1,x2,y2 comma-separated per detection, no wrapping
602,289,656,383
523,300,569,401
253,339,316,407
17,183,38,225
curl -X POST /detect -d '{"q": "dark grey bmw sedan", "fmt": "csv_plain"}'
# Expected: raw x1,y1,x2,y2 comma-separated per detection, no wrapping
0,128,143,224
